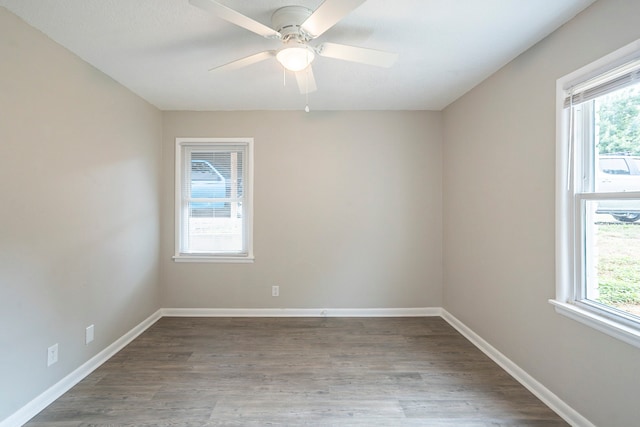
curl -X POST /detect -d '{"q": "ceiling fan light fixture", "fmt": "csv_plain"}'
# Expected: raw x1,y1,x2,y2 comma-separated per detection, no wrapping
276,45,315,72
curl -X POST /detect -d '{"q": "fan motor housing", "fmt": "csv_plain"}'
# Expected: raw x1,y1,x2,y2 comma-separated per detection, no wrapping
271,6,313,41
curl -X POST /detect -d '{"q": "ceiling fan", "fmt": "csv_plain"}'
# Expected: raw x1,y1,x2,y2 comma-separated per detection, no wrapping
189,0,398,95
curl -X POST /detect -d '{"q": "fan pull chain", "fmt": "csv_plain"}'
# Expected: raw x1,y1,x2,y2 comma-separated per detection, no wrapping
305,66,310,113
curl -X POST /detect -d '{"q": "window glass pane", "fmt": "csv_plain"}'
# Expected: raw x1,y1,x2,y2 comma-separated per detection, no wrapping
585,200,640,319
593,83,640,192
595,82,640,153
185,203,244,253
178,142,249,257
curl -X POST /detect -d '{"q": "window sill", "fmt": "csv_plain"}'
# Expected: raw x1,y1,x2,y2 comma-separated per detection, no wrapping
549,299,640,349
173,255,254,263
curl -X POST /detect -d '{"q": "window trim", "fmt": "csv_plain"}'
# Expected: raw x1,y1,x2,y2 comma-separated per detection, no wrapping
553,39,640,349
173,137,254,263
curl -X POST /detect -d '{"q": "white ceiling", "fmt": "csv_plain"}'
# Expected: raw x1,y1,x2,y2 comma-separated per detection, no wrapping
1,0,596,111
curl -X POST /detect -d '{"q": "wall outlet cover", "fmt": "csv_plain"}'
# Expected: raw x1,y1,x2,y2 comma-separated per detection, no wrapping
47,343,58,367
86,325,94,344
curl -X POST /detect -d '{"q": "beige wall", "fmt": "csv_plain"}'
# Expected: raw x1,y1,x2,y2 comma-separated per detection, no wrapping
0,8,162,421
161,111,443,309
442,0,640,425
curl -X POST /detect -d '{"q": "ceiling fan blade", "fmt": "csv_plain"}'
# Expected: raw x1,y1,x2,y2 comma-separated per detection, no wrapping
189,0,281,39
209,51,276,72
301,0,367,39
295,66,317,94
317,42,398,68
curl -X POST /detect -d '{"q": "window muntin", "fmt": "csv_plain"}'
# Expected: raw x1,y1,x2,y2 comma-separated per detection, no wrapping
174,138,253,262
555,43,640,346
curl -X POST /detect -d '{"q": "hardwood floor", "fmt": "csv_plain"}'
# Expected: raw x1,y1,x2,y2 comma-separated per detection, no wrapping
25,317,568,426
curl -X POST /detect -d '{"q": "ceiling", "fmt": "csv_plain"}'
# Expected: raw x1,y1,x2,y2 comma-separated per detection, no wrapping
1,0,596,111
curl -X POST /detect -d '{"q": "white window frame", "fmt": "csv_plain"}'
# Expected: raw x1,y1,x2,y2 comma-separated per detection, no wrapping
173,137,254,263
552,39,640,349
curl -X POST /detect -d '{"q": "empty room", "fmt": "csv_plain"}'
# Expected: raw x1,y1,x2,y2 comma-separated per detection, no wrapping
1,0,640,426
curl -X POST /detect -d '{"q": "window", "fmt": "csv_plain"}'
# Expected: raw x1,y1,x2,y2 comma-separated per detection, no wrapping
174,138,254,262
554,40,640,348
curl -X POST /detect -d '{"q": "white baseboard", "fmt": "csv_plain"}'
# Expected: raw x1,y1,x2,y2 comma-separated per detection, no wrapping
3,307,591,427
440,309,594,427
0,309,162,427
161,307,442,317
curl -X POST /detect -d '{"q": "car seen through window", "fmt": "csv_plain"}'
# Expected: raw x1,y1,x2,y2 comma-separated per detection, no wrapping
597,155,640,222
190,159,226,210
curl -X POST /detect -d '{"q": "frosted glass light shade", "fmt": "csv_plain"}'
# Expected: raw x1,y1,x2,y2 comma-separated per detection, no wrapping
276,45,315,72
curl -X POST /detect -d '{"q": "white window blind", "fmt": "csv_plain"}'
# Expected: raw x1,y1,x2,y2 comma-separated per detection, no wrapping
564,57,640,107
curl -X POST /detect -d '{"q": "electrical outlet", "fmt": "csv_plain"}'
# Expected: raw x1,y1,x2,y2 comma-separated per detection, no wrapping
47,343,58,367
86,324,94,344
272,285,279,297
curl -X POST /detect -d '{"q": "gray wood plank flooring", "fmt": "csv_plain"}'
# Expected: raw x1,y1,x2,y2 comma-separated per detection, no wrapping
24,317,568,426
